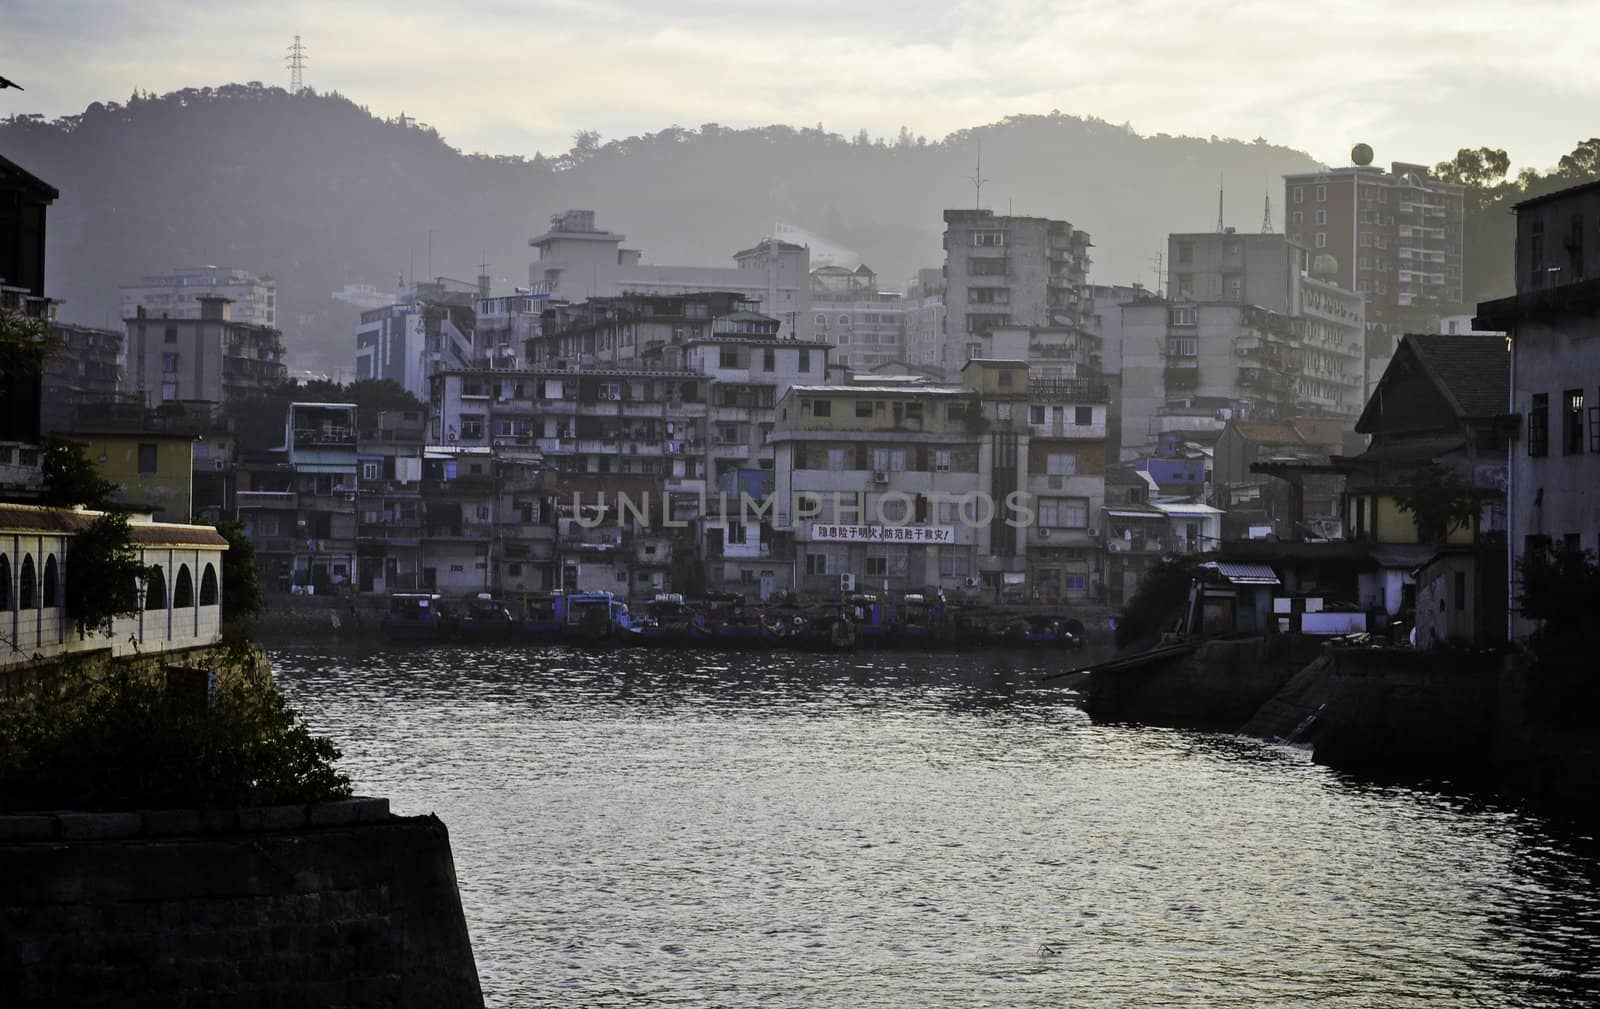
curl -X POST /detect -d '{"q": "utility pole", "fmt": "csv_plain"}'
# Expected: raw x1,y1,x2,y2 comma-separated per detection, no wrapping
1149,250,1165,297
286,35,307,93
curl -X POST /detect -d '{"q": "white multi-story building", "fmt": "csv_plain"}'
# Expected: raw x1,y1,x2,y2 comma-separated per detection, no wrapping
810,264,908,372
527,210,814,341
121,266,277,328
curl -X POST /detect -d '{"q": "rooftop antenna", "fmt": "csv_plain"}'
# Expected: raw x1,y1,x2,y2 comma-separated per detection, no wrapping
1261,191,1273,233
1216,175,1225,233
969,142,988,211
286,35,307,94
1149,249,1165,297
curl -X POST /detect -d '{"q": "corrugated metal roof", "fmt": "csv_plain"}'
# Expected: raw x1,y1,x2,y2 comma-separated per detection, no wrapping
1204,561,1281,585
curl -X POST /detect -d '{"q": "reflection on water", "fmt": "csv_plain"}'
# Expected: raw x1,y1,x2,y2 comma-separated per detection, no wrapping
271,646,1600,1008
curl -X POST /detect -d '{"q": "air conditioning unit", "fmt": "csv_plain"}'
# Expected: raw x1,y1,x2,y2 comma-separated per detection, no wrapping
964,576,979,588
1088,528,1101,539
213,459,226,471
871,470,889,485
840,573,856,591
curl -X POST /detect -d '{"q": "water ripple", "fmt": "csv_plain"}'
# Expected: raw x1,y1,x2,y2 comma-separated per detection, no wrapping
271,646,1600,1008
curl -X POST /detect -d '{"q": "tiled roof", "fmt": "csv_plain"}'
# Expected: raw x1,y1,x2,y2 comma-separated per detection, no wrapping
0,503,227,547
1231,421,1304,446
1403,334,1509,419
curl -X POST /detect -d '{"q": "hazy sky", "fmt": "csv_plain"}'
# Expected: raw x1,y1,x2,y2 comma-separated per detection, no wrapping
4,0,1597,171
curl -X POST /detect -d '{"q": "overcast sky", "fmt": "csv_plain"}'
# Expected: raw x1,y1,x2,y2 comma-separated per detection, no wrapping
4,0,1597,171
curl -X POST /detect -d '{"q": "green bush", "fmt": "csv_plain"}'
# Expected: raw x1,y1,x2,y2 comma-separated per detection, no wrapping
0,653,351,812
1115,555,1203,649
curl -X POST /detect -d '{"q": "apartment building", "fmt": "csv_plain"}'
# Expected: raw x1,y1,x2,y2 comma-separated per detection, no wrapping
124,296,287,406
355,407,427,594
939,210,1094,378
354,278,481,401
527,210,814,341
1474,178,1600,638
772,381,986,595
1120,236,1365,456
904,268,947,370
236,402,358,594
526,291,754,368
811,264,908,371
121,266,277,328
1285,159,1465,355
1,154,58,488
40,322,122,433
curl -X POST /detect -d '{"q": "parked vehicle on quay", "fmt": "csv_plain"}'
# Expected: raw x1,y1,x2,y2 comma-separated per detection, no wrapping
379,588,1089,650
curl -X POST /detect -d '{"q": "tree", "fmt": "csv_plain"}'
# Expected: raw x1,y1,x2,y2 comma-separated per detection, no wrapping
38,436,118,509
215,519,264,623
1433,147,1511,188
1517,543,1600,670
1393,464,1481,545
1555,138,1600,181
65,511,156,637
1115,555,1203,649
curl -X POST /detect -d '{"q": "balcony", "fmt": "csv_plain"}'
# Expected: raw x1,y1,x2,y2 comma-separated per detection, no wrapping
238,490,298,510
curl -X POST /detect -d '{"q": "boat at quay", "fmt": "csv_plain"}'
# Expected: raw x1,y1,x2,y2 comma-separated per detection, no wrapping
380,589,1091,651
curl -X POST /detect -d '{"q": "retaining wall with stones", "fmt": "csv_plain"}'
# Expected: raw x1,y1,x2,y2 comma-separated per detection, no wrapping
0,801,483,1008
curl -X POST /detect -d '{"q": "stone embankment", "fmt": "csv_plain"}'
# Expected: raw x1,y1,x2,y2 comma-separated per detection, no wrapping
1086,636,1600,816
0,801,484,1008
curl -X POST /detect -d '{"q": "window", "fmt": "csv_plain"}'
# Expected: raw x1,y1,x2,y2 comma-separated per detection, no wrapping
827,448,847,471
998,370,1013,388
361,461,379,481
200,564,219,605
1315,233,1328,249
19,554,35,609
138,443,158,474
938,551,970,577
164,325,178,344
1228,278,1242,302
1293,186,1303,204
1315,184,1326,202
720,348,738,368
1563,389,1584,455
1291,211,1302,226
1529,220,1545,287
1046,453,1077,476
1569,213,1585,279
811,399,831,418
798,349,811,372
1038,498,1089,528
145,566,166,610
1029,405,1046,424
934,450,951,472
1174,273,1193,298
1590,404,1600,453
161,382,179,402
42,554,58,608
162,352,180,373
856,400,874,418
762,348,775,371
838,314,850,326
1176,241,1193,264
972,231,1007,247
1314,209,1327,225
1359,210,1372,224
905,402,922,422
1454,571,1467,612
815,314,826,327
0,554,9,610
865,556,888,576
173,564,194,608
1075,406,1093,426
1168,307,1197,326
1360,233,1372,247
1528,393,1549,457
806,553,828,575
971,258,1008,277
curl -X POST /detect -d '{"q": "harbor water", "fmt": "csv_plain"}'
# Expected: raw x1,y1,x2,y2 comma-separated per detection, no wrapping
272,646,1600,1008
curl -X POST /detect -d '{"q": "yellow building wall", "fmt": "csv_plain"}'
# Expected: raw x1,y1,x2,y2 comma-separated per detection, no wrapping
82,435,195,521
1373,494,1475,545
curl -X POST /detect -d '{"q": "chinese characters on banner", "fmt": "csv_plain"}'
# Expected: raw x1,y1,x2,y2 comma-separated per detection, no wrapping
809,524,957,544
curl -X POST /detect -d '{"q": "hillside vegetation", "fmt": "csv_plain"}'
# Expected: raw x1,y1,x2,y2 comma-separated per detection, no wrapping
3,84,1319,369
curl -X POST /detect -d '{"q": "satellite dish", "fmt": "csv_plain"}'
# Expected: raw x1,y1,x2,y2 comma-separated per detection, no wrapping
1351,143,1374,167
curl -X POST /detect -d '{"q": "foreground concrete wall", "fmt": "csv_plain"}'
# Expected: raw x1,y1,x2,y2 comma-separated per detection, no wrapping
0,809,483,1008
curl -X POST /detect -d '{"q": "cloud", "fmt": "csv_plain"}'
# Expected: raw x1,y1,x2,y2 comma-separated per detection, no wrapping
3,0,1597,170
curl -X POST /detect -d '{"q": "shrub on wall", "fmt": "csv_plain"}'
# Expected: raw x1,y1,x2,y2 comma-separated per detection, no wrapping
0,645,351,812
66,511,157,637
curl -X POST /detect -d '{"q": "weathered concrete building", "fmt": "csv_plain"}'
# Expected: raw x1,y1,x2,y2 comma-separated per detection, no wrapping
810,264,908,372
939,210,1094,378
1474,178,1600,639
124,296,287,406
121,266,277,329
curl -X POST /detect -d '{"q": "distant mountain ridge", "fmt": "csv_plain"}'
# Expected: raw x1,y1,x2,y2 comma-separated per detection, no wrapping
1,84,1324,371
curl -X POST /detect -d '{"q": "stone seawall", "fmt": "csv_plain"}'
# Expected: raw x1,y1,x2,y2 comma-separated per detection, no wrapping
0,803,484,1008
1086,635,1325,732
1087,636,1599,817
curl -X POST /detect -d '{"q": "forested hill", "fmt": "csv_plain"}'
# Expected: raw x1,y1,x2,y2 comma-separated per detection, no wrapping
2,84,1326,370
